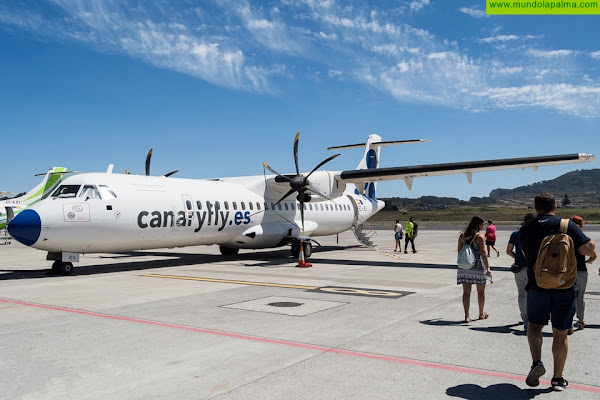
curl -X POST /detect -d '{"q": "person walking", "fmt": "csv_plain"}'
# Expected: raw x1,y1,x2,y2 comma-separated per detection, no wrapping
520,193,596,391
404,216,418,253
485,220,500,257
568,215,596,334
457,216,492,323
393,220,403,252
506,213,535,331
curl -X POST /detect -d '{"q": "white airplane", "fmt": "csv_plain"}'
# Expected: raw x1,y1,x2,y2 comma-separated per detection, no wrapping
7,134,595,274
1,167,73,231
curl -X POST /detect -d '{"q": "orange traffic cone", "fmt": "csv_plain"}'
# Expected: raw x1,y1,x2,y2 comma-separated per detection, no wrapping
296,241,312,268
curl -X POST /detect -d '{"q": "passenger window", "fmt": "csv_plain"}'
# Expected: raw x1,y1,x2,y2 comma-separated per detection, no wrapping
99,185,117,199
278,203,282,210
249,202,253,210
264,202,268,210
224,201,229,210
233,202,237,210
52,185,81,198
186,200,192,210
215,201,220,210
196,201,203,210
309,204,313,210
284,203,288,210
241,202,246,210
271,202,275,210
303,204,307,210
257,202,261,210
291,203,295,211
80,185,101,200
320,204,324,210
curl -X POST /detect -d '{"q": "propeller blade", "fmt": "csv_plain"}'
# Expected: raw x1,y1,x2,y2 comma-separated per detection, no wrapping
298,197,305,233
164,170,179,177
305,185,332,201
305,153,340,180
263,162,291,181
145,149,153,176
273,189,296,207
293,132,300,176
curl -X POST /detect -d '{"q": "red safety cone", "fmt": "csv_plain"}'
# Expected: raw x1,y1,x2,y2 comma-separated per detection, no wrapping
297,241,312,268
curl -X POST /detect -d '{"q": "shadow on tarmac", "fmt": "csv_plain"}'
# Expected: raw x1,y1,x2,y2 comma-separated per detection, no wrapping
0,245,510,280
0,246,359,280
420,319,554,337
447,383,552,399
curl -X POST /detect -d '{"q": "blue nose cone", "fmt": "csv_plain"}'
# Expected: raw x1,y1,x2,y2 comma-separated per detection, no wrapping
8,209,41,246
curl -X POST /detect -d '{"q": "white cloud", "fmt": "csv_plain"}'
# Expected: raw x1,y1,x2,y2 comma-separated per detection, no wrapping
474,84,600,117
1,1,597,117
410,0,430,13
528,49,576,58
459,7,488,18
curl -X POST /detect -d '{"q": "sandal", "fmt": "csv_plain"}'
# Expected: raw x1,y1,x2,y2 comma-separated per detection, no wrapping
464,317,471,323
479,312,489,320
576,321,585,330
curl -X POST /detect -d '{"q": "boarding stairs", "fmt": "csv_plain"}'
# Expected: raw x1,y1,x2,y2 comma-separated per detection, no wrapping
352,215,377,249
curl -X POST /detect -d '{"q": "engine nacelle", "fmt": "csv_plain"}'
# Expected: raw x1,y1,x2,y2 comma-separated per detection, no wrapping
305,171,346,199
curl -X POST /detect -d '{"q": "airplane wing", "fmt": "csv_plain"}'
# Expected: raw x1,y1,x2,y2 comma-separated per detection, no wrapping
336,153,595,185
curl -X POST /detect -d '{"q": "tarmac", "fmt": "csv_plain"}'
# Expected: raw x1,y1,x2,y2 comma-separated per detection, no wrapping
1,226,599,399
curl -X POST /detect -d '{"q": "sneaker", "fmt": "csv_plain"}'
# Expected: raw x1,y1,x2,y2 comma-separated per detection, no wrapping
526,361,545,387
551,377,569,391
404,251,408,254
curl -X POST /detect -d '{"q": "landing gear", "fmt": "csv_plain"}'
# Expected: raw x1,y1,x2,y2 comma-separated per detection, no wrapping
51,260,74,275
291,240,312,258
219,246,239,256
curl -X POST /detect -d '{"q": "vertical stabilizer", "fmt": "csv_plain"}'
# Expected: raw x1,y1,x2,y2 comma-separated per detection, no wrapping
355,134,382,199
22,167,69,206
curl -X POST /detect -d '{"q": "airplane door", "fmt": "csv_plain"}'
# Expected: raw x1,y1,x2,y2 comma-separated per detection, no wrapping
346,194,359,226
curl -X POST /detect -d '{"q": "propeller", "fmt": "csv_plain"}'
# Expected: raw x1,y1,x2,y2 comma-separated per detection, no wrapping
263,133,340,232
125,149,178,177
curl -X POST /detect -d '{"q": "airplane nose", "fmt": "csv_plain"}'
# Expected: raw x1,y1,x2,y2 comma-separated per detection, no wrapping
7,209,41,246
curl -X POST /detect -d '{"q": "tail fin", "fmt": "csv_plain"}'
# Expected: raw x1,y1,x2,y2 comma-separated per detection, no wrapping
21,167,69,206
328,135,428,199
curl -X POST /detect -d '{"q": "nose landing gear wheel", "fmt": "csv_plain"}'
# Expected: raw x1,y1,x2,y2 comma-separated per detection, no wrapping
52,261,74,275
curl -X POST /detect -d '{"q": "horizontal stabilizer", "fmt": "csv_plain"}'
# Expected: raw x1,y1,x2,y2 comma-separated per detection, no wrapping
327,139,428,151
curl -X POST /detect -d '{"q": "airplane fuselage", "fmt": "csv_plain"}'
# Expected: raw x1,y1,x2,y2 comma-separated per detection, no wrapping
12,173,382,254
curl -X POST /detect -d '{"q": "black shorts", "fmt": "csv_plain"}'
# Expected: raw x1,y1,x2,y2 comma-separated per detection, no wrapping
485,240,495,246
527,288,576,330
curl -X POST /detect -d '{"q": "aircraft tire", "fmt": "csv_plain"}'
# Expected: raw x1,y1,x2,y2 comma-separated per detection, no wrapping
59,262,74,275
304,242,312,258
219,246,239,256
292,243,300,258
51,260,61,273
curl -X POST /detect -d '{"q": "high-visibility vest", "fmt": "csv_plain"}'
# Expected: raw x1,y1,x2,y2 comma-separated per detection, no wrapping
405,221,414,238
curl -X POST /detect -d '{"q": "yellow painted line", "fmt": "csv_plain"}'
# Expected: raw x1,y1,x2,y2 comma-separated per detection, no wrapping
145,274,318,290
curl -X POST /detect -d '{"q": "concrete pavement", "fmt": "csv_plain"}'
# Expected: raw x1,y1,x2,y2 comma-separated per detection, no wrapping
1,227,599,399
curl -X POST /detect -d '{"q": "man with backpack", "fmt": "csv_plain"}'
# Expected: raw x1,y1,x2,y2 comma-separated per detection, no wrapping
519,193,596,391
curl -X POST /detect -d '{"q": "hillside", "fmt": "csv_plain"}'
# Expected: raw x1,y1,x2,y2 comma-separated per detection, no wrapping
382,168,600,210
490,168,600,207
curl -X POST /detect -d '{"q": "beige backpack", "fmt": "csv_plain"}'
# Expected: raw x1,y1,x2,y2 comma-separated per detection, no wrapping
534,219,577,289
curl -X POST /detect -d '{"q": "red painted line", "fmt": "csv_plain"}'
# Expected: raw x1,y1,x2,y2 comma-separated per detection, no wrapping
2,298,599,393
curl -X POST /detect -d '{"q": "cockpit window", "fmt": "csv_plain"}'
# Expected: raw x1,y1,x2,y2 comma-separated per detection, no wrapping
80,185,101,200
99,185,117,199
52,185,81,198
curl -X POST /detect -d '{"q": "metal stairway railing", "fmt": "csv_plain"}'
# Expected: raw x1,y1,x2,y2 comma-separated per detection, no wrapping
352,214,377,249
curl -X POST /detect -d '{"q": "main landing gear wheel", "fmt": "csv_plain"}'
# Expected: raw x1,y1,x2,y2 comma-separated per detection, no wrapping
51,261,74,275
291,241,312,258
219,246,239,256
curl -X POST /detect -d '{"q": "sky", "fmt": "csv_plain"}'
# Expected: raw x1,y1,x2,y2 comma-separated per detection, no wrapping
1,0,599,201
